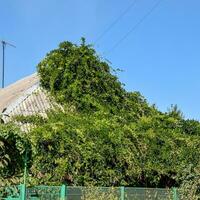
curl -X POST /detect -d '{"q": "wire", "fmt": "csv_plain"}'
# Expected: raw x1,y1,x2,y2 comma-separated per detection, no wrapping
105,0,164,55
94,0,138,45
63,0,163,67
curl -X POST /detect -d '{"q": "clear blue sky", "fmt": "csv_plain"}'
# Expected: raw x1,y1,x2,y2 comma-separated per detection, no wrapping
1,0,200,120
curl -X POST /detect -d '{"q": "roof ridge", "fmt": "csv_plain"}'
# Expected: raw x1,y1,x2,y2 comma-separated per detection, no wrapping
3,73,38,90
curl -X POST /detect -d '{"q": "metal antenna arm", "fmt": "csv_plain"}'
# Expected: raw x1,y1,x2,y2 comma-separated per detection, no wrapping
1,40,16,88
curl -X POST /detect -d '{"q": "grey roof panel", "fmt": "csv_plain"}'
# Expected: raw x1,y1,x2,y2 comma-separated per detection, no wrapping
0,73,39,112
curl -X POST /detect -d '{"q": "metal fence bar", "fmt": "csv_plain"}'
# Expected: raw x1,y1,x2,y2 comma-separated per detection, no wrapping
120,186,125,200
19,184,26,200
60,185,66,200
173,187,178,200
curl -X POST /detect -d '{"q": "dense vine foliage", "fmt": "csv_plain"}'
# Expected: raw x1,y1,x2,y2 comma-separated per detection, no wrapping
1,39,200,190
0,123,28,186
37,38,152,117
27,110,200,187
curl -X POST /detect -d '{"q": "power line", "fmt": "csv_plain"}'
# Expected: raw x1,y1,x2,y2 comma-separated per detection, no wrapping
105,0,164,55
64,0,163,65
94,0,138,45
46,0,163,72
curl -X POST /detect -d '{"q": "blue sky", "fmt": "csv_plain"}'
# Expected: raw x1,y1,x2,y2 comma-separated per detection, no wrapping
1,0,200,120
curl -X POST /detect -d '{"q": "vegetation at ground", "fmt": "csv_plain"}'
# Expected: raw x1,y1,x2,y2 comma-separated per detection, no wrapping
0,39,200,197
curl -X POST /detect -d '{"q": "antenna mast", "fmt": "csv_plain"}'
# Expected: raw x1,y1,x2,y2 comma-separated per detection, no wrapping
1,40,16,88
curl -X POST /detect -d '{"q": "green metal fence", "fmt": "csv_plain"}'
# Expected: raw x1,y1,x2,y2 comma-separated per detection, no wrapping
0,185,180,200
0,185,23,200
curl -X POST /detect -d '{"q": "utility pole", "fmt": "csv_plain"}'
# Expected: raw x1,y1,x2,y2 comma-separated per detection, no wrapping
1,40,16,88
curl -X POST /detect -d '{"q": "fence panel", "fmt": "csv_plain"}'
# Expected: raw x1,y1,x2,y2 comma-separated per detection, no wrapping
0,185,20,199
26,186,61,200
125,187,173,200
66,187,121,200
0,185,179,200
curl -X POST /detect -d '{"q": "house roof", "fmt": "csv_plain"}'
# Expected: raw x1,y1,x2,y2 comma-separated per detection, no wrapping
0,74,53,130
0,73,39,113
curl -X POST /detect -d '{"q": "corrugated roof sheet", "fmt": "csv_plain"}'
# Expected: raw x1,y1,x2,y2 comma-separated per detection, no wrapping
0,74,53,131
0,73,39,112
3,87,52,119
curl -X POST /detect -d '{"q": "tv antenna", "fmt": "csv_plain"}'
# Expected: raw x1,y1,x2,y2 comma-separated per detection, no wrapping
1,40,16,88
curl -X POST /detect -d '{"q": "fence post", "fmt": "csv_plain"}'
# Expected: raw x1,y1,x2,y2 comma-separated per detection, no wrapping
60,184,66,200
19,184,26,200
120,186,125,200
173,187,178,200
